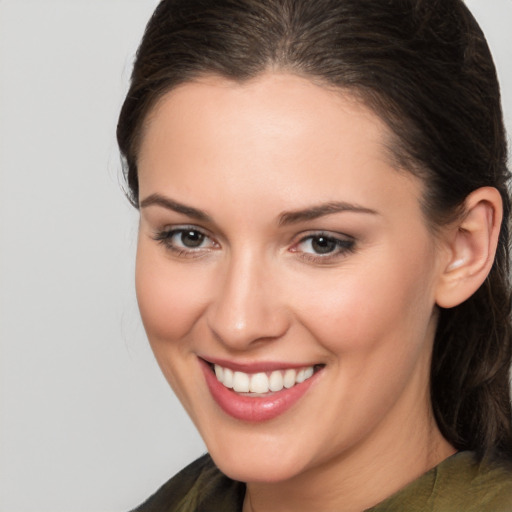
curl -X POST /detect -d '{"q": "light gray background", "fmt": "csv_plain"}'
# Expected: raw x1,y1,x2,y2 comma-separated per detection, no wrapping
0,1,510,511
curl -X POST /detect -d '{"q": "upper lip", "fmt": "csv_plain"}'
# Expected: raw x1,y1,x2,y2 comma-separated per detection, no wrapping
200,356,322,373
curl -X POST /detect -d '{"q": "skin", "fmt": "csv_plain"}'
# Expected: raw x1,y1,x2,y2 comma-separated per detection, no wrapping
135,73,457,511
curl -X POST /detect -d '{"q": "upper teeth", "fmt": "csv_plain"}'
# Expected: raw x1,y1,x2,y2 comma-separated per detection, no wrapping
214,364,315,394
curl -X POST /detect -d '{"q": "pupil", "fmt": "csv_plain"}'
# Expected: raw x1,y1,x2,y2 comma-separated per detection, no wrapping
312,236,336,254
181,230,204,248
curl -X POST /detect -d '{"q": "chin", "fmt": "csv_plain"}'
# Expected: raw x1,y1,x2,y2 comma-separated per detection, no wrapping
206,433,314,484
216,456,306,484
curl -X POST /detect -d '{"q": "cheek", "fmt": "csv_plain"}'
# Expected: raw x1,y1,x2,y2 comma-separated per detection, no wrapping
135,243,208,343
293,248,436,358
135,242,217,422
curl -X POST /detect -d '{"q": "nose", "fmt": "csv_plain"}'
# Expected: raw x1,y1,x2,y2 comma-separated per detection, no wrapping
206,250,290,351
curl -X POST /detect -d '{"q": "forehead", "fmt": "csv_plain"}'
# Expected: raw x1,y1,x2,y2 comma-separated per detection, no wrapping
139,72,389,166
137,72,423,219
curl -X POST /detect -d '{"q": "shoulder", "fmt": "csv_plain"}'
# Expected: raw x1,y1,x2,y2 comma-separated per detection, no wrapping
370,451,512,512
450,452,512,511
130,454,245,512
435,451,512,511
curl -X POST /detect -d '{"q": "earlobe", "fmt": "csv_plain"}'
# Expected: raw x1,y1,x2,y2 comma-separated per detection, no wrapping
435,187,502,309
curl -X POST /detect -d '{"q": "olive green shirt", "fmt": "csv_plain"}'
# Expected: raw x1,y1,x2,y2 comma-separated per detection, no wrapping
132,451,512,511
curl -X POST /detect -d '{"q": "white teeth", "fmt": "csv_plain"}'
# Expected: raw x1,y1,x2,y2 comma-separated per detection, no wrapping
213,363,317,394
223,368,234,389
249,373,269,393
283,369,296,389
214,365,224,382
233,371,250,392
296,368,306,383
269,371,284,392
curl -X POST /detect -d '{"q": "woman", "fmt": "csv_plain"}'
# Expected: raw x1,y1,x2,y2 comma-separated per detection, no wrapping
118,0,512,510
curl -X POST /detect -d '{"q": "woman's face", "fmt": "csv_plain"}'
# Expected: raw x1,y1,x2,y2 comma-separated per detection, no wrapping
136,73,448,483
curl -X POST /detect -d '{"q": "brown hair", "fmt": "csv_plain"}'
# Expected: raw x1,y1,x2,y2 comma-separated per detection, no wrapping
117,0,512,460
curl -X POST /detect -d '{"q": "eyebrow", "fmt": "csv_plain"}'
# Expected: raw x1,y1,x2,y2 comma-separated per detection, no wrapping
140,193,212,222
140,193,378,225
278,201,378,225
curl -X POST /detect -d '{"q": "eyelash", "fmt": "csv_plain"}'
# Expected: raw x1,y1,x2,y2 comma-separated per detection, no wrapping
153,227,356,263
153,226,218,258
291,232,356,263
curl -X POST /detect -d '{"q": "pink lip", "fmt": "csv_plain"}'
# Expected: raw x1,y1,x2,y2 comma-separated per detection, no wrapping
202,356,315,373
199,359,321,422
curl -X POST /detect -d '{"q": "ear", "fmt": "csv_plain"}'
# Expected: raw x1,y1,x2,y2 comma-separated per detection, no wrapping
435,187,503,309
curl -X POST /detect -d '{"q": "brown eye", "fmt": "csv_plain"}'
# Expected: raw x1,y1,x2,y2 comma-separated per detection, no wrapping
154,226,217,255
310,236,338,254
293,232,355,261
180,230,206,248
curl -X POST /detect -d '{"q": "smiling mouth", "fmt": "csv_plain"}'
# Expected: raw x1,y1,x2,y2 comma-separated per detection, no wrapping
208,362,324,395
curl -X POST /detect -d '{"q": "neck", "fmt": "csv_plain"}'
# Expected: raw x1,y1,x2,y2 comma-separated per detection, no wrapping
243,398,455,512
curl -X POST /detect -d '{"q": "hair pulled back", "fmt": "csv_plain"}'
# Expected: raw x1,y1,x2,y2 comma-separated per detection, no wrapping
117,0,512,460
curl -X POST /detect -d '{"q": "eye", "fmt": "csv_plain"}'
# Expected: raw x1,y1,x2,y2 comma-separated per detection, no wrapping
303,235,339,254
174,229,207,248
153,226,218,255
292,232,355,261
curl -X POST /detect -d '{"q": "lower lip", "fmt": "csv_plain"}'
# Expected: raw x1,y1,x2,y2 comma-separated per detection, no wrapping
200,359,320,422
